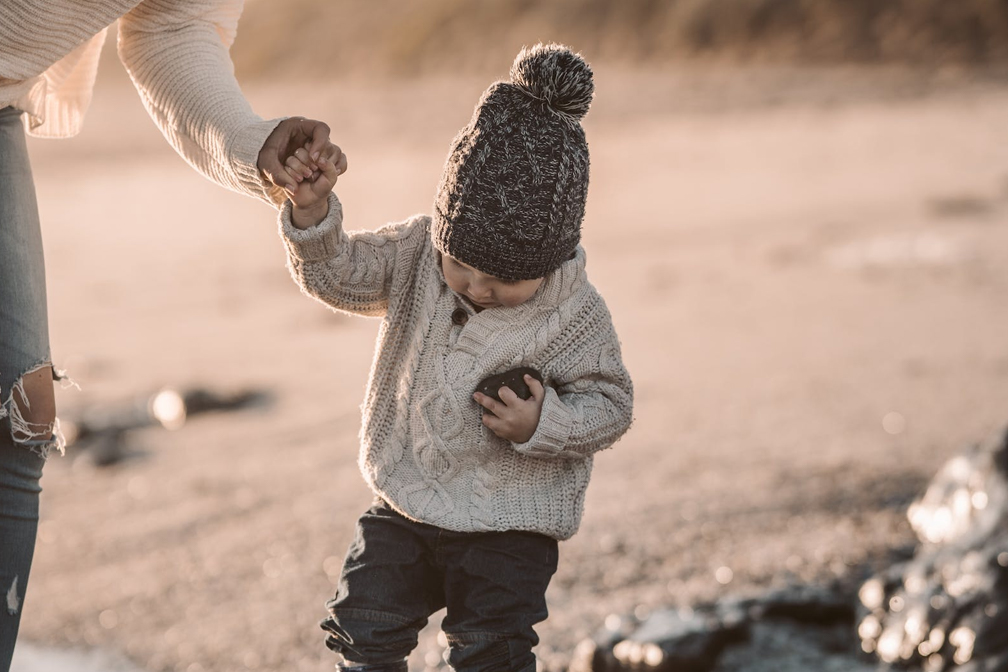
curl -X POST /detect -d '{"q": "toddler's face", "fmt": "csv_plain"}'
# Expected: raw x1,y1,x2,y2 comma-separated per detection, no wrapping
441,254,544,309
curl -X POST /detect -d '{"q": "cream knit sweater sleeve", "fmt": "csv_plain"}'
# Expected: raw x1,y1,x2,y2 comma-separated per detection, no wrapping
513,298,634,460
118,0,284,205
278,194,430,317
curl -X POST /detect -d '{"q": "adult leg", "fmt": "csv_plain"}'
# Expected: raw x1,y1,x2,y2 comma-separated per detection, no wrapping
0,105,58,672
441,530,558,672
321,499,445,672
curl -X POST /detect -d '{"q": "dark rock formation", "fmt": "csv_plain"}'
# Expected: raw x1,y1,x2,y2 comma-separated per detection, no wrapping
566,427,1008,672
569,605,747,672
570,583,858,672
858,427,1008,670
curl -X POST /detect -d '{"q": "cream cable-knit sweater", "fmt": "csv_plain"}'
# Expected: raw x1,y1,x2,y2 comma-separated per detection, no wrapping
279,194,634,540
0,0,283,204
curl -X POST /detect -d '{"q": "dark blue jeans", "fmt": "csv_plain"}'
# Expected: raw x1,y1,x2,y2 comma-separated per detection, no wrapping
321,499,559,672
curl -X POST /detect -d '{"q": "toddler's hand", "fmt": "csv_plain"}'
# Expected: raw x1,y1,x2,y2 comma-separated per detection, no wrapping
287,141,348,229
258,116,331,195
474,375,545,444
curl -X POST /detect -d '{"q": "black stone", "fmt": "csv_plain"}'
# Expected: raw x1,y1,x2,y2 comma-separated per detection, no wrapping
475,367,543,402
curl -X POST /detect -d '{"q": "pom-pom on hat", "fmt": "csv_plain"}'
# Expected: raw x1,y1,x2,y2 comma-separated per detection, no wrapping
432,43,594,281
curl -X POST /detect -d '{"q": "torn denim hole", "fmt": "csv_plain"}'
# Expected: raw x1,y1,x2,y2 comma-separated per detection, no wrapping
2,362,69,459
53,366,81,392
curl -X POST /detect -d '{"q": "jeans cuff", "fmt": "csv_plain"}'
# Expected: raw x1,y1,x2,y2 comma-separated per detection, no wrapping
337,660,408,672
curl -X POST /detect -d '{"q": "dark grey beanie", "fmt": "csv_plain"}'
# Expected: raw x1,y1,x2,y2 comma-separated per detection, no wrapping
432,43,594,281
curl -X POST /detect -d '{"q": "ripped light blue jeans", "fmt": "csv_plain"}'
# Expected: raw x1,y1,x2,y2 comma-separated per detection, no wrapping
0,105,57,672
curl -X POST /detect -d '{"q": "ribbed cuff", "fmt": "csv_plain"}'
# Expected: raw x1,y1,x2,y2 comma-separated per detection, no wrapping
228,116,286,206
512,386,576,459
279,193,345,262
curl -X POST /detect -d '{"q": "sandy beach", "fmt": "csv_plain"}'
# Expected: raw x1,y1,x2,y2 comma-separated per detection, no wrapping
13,59,1008,672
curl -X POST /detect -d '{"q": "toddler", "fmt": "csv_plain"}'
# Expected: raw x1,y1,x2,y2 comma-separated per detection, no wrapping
278,44,633,672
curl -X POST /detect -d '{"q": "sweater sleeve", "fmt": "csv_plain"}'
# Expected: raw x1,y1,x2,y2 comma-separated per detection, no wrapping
117,0,286,206
278,194,429,317
511,302,634,460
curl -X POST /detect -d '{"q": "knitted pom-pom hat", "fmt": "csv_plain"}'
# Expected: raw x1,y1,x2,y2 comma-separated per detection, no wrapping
432,43,594,281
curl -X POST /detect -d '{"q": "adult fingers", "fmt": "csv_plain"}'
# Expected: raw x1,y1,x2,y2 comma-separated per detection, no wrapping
258,118,304,190
303,119,332,162
262,152,296,192
284,154,310,181
320,144,347,178
333,150,348,177
314,154,341,191
323,143,346,169
293,147,315,178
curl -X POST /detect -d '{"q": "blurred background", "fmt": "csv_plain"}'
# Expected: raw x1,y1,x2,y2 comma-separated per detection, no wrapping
14,1,1008,671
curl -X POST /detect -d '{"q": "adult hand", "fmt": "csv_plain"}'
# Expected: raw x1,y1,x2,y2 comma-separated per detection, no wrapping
258,117,331,195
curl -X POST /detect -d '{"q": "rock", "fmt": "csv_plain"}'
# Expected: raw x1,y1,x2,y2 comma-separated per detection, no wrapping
952,650,1008,672
61,386,271,465
907,427,1008,547
569,614,639,672
569,428,1008,672
571,582,865,672
611,607,748,672
571,606,749,672
753,583,856,626
858,426,1008,670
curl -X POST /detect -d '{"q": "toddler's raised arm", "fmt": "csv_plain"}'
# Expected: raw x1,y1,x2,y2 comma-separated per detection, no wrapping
277,155,428,318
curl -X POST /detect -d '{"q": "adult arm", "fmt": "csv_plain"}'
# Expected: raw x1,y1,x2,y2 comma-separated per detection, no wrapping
118,0,322,206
